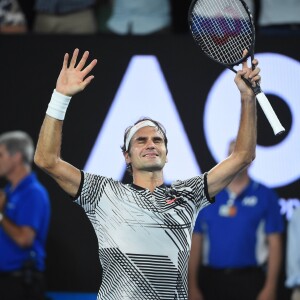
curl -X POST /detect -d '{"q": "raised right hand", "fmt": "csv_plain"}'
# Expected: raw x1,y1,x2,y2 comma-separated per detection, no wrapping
234,50,261,98
56,48,98,97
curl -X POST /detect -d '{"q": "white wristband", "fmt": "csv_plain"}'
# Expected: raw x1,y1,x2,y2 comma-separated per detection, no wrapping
0,212,3,223
46,89,72,121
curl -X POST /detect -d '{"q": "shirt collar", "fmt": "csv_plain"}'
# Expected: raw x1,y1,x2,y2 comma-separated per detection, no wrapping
227,178,257,200
130,183,166,191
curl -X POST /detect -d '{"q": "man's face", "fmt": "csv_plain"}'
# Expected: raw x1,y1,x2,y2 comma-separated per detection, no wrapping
0,144,16,178
125,126,167,173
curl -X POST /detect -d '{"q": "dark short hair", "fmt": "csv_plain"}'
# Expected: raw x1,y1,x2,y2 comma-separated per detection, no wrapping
0,131,34,165
121,117,168,175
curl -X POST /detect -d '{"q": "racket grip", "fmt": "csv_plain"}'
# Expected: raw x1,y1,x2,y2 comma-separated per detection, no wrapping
256,93,285,135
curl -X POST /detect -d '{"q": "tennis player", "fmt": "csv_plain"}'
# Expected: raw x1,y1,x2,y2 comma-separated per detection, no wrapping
34,48,260,299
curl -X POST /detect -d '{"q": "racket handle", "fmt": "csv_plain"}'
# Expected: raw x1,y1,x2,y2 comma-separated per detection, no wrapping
256,93,285,136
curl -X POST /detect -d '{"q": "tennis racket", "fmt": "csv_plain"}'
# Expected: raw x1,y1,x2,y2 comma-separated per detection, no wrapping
188,0,285,135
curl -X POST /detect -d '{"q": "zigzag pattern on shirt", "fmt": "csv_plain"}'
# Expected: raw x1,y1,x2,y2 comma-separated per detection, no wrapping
76,172,211,299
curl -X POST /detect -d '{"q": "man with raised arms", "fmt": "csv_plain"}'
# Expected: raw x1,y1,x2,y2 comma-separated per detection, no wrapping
34,48,260,300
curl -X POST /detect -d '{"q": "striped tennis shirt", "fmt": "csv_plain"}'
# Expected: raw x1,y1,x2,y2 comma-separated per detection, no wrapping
75,171,212,300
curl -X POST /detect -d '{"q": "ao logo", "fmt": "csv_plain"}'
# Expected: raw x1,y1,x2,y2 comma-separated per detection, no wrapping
85,53,300,189
84,56,200,183
204,53,300,188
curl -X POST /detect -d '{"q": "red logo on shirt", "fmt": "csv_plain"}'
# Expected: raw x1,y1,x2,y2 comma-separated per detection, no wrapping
166,198,176,205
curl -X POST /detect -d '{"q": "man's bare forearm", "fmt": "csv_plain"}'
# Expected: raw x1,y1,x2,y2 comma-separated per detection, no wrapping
265,234,282,289
34,114,81,197
34,115,63,173
234,93,257,165
1,215,35,248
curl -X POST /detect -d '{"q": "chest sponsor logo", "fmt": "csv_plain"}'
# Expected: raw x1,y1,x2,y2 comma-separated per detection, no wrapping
242,196,258,206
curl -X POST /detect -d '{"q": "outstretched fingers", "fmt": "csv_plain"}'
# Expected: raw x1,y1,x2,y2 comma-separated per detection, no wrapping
79,57,97,90
69,48,79,68
70,48,98,80
81,58,98,78
76,50,90,71
62,53,69,70
81,75,95,89
56,48,98,95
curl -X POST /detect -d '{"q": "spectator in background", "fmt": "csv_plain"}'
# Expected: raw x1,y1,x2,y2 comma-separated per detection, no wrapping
95,0,112,33
106,0,171,35
0,131,51,300
243,0,255,17
286,206,300,300
0,0,27,33
33,0,97,34
257,0,300,34
17,0,35,31
189,140,284,300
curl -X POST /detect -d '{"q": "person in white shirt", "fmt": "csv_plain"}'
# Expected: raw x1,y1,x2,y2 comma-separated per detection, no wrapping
34,48,261,299
106,0,171,35
286,206,300,300
258,0,300,28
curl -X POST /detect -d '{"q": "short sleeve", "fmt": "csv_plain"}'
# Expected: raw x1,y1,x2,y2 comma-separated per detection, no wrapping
264,188,284,234
74,171,110,214
173,173,214,213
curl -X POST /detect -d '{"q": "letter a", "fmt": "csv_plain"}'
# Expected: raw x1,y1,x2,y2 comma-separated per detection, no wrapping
84,55,201,182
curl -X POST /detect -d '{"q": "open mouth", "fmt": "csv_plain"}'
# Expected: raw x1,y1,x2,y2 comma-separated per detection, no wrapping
143,153,158,157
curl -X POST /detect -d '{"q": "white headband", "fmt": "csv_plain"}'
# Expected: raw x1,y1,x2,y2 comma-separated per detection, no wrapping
125,120,157,151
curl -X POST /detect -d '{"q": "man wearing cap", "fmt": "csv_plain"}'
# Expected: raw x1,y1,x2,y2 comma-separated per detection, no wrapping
34,48,260,300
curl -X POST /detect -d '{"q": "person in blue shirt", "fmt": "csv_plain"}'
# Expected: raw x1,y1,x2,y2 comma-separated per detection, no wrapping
0,131,51,300
189,140,284,300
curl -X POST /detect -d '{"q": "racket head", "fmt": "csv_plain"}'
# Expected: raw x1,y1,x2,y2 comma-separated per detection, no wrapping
188,0,256,69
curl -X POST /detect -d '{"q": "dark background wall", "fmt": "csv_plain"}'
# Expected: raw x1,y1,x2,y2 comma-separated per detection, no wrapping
0,34,299,298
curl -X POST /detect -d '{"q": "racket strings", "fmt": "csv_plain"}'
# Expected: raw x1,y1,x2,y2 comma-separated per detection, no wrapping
190,0,253,65
197,0,251,63
194,0,251,59
196,0,250,61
